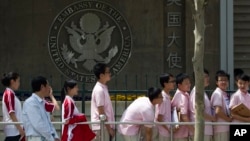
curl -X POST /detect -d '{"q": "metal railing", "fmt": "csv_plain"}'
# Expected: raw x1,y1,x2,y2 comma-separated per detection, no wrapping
0,115,248,141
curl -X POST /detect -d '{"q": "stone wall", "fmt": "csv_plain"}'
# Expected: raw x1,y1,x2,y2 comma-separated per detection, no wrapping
0,0,220,92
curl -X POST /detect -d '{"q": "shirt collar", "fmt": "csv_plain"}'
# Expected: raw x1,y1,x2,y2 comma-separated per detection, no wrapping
237,89,249,95
32,93,43,103
216,87,226,93
97,81,107,88
65,95,74,103
177,88,189,96
162,90,170,99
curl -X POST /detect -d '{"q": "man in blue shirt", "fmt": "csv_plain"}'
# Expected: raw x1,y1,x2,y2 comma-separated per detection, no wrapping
22,76,60,141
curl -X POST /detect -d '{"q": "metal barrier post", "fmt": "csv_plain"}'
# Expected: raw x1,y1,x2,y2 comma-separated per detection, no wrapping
100,114,106,141
170,125,173,141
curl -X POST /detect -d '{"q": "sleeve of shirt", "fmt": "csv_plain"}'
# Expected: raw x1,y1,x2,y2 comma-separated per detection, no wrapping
189,93,195,115
158,100,166,115
3,90,15,114
44,101,55,113
94,89,105,107
171,93,178,108
63,98,74,121
24,101,54,141
141,109,155,128
211,92,223,107
229,94,238,109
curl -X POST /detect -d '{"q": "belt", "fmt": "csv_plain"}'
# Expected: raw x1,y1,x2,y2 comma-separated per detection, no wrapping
27,134,55,141
27,136,45,141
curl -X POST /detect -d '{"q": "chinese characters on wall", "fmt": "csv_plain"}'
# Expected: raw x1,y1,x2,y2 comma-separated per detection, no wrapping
165,0,184,73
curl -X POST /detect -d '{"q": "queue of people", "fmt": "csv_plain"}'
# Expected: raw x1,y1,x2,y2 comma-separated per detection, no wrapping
1,64,250,141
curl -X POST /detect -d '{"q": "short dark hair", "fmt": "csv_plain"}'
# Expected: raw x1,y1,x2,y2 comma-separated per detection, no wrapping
238,74,250,82
1,72,19,87
176,73,189,85
234,68,244,81
147,87,161,102
215,70,230,81
93,63,107,79
159,73,173,87
31,76,47,92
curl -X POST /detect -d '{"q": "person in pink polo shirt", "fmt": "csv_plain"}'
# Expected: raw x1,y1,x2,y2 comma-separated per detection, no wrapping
119,87,163,141
91,63,115,141
211,70,232,141
229,74,250,122
171,73,193,141
155,73,175,141
189,69,215,141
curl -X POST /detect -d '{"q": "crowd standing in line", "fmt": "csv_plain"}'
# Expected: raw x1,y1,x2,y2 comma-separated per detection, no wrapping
1,66,250,141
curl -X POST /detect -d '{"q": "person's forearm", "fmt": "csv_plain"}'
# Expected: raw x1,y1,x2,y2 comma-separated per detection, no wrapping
181,114,194,132
204,113,215,121
49,91,60,111
216,112,231,122
9,113,23,132
232,114,250,122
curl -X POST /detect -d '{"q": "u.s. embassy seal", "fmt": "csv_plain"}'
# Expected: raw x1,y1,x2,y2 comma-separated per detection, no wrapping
48,0,132,83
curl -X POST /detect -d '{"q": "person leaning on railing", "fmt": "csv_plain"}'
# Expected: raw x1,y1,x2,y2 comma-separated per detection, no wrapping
118,87,163,141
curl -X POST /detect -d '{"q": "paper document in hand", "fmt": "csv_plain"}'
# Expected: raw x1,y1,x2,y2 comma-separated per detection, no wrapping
171,107,179,128
231,103,250,117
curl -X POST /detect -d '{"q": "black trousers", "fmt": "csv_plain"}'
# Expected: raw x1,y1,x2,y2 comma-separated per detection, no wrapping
4,135,21,141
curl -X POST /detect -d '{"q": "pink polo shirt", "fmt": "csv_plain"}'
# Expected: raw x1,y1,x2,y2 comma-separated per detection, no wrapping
155,91,171,137
229,89,250,122
91,82,115,130
210,87,230,133
189,87,213,136
171,89,189,138
118,97,155,136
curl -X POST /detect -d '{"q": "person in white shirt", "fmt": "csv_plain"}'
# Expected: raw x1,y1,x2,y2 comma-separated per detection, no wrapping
1,72,25,141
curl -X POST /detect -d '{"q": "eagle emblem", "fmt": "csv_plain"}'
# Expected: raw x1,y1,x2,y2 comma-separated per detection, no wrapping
61,13,118,71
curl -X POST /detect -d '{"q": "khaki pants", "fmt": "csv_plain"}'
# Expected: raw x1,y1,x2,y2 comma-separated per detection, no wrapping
173,138,189,141
190,135,213,141
214,132,229,141
159,134,171,141
123,135,140,141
